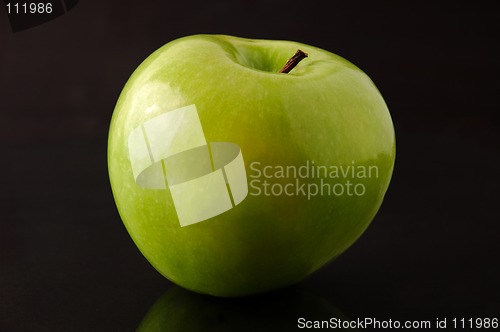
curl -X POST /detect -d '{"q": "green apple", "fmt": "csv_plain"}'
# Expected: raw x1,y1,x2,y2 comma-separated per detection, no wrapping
108,34,395,297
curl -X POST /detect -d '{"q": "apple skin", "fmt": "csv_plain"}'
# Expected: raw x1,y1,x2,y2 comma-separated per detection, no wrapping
108,35,395,297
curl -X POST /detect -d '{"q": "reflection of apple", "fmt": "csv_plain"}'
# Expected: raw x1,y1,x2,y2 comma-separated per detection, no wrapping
108,35,395,296
137,285,348,332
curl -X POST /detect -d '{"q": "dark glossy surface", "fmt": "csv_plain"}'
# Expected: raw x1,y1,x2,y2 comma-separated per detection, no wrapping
1,2,499,331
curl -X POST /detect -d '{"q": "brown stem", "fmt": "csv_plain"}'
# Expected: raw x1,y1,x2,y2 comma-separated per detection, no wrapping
279,49,308,73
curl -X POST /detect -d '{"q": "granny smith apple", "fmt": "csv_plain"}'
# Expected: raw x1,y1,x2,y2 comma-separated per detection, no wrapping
108,34,395,297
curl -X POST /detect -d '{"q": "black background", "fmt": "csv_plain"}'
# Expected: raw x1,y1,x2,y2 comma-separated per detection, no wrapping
1,1,499,331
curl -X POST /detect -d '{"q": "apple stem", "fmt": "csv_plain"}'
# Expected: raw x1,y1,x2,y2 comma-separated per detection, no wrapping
279,49,308,73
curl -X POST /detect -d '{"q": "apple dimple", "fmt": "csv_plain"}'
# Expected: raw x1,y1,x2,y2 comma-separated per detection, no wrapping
216,36,307,74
